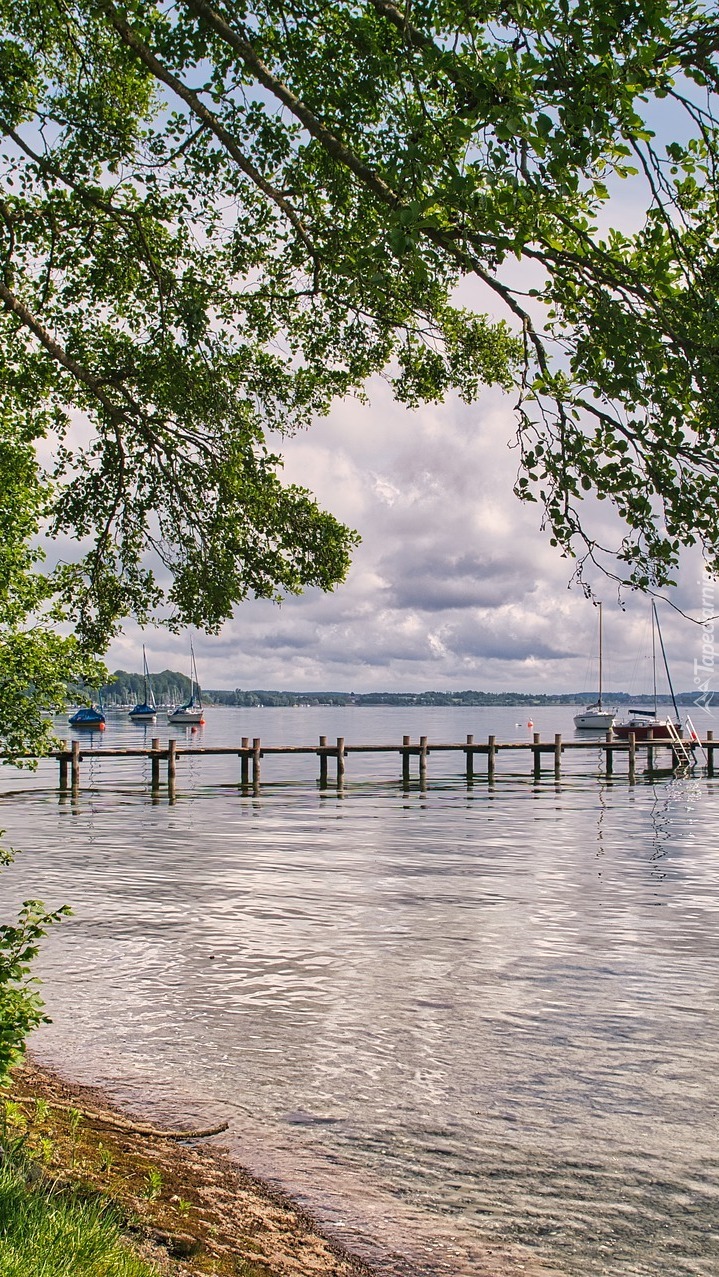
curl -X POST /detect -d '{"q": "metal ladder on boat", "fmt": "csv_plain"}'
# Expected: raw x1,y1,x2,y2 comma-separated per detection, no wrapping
666,719,698,771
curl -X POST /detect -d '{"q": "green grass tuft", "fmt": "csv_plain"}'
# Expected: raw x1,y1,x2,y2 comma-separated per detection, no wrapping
0,1161,159,1277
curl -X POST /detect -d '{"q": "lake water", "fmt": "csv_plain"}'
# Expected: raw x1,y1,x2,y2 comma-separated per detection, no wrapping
1,705,718,1277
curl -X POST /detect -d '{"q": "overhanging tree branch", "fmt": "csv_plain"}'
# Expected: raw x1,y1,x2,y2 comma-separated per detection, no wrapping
99,1,320,261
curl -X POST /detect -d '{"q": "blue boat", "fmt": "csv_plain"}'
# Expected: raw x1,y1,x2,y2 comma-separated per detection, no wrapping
69,701,106,729
129,647,157,723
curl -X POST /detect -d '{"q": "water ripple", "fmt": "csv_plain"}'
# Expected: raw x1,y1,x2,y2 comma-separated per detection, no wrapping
1,705,718,1275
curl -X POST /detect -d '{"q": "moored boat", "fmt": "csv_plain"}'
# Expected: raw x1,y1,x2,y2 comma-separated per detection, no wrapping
574,707,616,730
129,647,157,723
69,702,106,729
614,603,682,740
613,709,676,740
167,643,205,726
574,603,616,731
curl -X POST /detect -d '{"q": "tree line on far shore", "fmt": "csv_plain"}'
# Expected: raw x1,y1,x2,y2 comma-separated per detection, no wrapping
97,669,194,706
99,675,717,709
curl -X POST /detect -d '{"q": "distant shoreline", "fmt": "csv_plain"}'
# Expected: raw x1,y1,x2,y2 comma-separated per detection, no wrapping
102,669,714,710
199,692,710,707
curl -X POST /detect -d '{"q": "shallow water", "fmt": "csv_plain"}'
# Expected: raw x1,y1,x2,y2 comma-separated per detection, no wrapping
1,706,718,1275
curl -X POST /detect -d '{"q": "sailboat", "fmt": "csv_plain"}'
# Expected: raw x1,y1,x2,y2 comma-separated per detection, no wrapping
69,690,106,729
574,602,616,731
128,647,157,723
614,602,682,740
167,644,205,725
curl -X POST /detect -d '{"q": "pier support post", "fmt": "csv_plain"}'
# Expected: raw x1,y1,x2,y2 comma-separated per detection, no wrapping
419,736,428,789
533,732,541,781
41,728,714,796
402,735,411,787
487,735,496,783
167,738,177,789
466,735,474,785
58,740,69,790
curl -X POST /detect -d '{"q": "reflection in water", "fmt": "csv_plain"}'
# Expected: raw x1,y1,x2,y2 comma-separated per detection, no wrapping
1,706,718,1277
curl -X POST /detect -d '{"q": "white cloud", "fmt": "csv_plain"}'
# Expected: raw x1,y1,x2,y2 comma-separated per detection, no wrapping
104,378,713,697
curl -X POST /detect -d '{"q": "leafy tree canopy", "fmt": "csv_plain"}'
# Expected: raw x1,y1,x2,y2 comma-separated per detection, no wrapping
2,0,719,752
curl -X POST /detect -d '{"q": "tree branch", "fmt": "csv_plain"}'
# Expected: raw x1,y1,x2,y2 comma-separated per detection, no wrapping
98,1,320,262
0,278,128,423
181,0,402,207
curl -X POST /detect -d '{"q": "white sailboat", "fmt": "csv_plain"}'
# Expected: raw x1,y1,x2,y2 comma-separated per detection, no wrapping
167,644,205,726
574,603,616,731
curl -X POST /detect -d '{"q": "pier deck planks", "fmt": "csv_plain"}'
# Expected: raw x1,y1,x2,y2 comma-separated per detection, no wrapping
2,730,714,794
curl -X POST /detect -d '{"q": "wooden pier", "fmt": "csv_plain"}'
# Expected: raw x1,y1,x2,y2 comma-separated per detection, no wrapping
8,729,716,798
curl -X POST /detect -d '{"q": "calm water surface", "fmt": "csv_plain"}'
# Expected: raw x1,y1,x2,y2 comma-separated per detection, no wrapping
1,706,718,1276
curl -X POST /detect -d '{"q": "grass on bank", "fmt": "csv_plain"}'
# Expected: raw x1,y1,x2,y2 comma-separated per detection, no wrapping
1,1076,297,1277
0,1159,159,1277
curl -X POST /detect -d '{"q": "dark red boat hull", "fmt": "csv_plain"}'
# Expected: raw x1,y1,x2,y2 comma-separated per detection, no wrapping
614,722,678,740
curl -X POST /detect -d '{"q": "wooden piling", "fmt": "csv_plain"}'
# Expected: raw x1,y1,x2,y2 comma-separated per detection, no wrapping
167,738,177,786
402,735,411,787
19,728,719,796
647,727,654,775
487,734,496,783
419,735,428,788
466,734,474,785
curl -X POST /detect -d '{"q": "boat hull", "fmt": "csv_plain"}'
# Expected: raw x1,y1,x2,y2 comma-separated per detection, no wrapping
614,721,679,740
69,709,106,729
168,709,205,725
129,704,157,722
574,710,616,731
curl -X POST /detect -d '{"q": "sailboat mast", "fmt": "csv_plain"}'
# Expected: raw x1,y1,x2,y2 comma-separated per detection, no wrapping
653,601,681,724
651,607,657,715
598,603,603,709
190,641,202,708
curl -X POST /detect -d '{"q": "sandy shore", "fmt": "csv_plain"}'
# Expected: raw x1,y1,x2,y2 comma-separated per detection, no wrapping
7,1058,562,1277
8,1058,377,1277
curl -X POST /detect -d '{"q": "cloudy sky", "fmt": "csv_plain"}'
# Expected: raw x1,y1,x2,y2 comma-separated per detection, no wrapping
105,375,714,698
